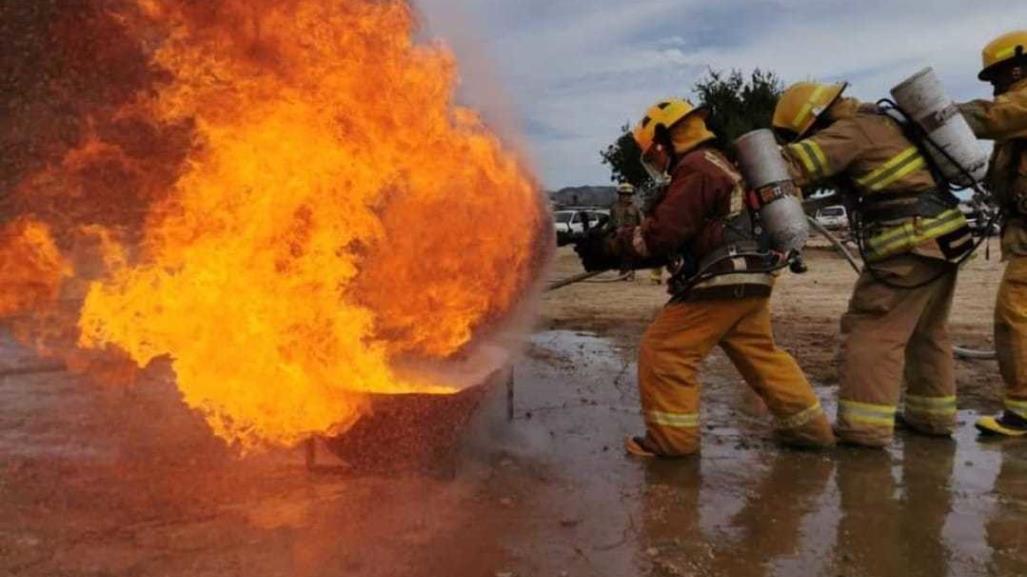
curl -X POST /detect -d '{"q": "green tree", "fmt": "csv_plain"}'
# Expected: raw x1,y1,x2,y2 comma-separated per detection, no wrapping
600,124,649,188
695,69,782,152
600,69,783,187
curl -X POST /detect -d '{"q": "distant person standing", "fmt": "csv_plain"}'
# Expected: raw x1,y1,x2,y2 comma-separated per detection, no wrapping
609,183,644,280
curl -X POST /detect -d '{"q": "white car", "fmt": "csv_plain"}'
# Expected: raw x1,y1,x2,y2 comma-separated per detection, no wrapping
554,209,609,245
815,205,849,231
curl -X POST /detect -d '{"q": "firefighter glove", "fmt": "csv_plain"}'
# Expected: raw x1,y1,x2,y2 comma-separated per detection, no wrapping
574,229,619,272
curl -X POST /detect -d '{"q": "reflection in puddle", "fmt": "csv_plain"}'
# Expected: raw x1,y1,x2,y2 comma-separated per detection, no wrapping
519,330,1027,577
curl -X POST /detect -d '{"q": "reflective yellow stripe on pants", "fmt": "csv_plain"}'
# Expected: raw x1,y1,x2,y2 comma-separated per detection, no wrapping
646,410,700,429
1006,398,1027,420
776,401,824,430
905,394,957,418
839,400,897,428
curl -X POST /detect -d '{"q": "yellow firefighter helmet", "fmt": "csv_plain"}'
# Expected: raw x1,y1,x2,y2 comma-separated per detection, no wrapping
772,82,848,141
979,30,1027,81
617,182,636,195
632,98,706,154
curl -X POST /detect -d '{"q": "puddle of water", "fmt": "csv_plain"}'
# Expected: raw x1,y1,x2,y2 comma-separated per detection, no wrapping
505,329,1027,577
2,328,1026,577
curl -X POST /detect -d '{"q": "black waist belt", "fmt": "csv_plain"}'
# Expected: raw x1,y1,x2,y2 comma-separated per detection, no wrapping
675,282,772,303
858,189,958,223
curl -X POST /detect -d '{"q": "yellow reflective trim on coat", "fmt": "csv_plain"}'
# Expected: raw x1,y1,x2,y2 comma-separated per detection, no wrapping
864,209,968,262
854,146,926,192
802,140,829,178
776,401,823,430
808,140,829,173
647,410,700,428
788,140,828,180
1005,398,1027,419
905,395,957,416
839,400,897,428
869,209,963,246
787,143,817,177
793,84,828,131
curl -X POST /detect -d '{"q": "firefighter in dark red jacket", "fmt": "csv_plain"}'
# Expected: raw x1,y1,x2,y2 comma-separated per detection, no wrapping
576,99,834,457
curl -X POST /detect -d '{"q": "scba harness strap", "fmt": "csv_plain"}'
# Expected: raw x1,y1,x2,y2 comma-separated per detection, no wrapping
857,188,959,223
667,153,780,301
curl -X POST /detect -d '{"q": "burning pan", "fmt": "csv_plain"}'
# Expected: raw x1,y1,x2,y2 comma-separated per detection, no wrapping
322,368,507,470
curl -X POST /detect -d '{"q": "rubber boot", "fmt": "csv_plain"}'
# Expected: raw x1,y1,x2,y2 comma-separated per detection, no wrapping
976,411,1027,437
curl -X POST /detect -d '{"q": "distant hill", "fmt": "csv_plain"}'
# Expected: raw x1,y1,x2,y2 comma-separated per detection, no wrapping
548,185,617,208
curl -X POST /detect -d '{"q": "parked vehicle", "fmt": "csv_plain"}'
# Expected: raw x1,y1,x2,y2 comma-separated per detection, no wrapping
814,205,849,231
553,209,610,246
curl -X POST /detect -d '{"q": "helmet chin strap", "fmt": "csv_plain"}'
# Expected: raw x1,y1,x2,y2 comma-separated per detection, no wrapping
656,128,680,170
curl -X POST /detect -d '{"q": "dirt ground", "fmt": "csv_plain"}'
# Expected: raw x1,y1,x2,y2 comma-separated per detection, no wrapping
3,245,1027,576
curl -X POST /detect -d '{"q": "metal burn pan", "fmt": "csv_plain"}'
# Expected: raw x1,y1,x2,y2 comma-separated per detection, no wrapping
319,368,506,471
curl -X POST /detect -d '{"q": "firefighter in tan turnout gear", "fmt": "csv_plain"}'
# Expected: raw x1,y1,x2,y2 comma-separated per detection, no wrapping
609,183,644,280
773,82,973,447
575,99,834,457
959,30,1027,437
609,183,644,228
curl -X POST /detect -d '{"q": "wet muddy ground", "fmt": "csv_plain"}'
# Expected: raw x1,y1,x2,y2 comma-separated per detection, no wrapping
3,248,1027,576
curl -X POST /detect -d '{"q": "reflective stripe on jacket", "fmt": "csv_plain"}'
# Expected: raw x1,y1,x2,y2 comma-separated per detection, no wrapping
863,209,967,262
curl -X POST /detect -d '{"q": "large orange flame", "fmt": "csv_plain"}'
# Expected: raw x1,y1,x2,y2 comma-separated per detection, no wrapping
1,0,548,449
0,218,70,318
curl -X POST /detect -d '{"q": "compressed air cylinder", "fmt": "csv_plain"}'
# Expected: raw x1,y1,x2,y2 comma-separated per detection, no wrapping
890,67,988,187
735,129,810,254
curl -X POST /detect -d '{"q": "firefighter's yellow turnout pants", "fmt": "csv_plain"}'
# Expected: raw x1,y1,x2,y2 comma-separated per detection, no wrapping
637,296,834,456
836,255,958,447
996,255,1027,418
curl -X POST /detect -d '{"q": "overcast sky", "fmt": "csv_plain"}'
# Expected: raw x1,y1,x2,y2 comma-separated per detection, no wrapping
415,0,1026,190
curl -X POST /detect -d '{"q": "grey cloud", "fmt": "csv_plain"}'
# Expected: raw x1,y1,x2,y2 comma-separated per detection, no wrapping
417,0,1027,188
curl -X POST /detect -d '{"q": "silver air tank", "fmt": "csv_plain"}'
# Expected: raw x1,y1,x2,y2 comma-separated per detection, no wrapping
890,67,988,187
735,129,810,255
